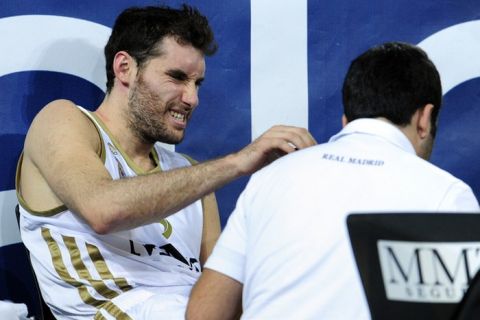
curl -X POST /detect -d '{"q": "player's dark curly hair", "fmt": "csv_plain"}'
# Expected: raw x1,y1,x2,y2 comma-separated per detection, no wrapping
104,4,217,93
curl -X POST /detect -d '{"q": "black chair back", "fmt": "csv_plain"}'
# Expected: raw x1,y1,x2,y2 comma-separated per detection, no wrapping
347,213,480,320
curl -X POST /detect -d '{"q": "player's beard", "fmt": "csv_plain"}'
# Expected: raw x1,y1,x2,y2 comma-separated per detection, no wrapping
127,75,185,145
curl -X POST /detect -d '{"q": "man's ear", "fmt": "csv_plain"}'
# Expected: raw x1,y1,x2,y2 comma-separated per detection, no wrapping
416,103,434,139
112,51,136,87
342,114,348,128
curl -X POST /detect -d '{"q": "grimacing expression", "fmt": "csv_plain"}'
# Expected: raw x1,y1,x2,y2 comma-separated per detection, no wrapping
127,74,187,144
126,37,206,145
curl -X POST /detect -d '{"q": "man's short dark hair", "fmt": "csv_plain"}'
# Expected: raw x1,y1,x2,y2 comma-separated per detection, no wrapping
342,42,442,137
104,4,217,93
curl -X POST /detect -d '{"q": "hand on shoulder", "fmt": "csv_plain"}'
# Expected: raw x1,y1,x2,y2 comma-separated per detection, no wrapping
232,125,317,175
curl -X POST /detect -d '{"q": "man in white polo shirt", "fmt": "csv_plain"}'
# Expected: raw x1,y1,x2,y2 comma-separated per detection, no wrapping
186,42,480,319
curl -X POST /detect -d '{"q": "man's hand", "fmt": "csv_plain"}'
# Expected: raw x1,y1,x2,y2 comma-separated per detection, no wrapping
232,125,317,175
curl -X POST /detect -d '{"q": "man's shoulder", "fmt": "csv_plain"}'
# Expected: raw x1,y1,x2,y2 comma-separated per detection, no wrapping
413,158,479,210
409,154,463,184
383,149,478,209
24,99,100,154
31,99,90,128
41,98,78,114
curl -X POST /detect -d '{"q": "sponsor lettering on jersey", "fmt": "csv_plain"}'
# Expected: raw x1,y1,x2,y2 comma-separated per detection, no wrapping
322,153,384,166
129,240,201,272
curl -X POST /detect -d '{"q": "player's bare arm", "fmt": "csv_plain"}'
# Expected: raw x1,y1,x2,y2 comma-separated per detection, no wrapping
21,100,316,234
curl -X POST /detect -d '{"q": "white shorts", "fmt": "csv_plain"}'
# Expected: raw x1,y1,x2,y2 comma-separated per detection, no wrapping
58,286,190,320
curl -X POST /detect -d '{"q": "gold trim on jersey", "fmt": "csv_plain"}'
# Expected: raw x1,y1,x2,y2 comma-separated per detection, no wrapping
63,235,126,299
15,153,66,216
77,106,107,166
96,301,134,319
15,107,106,217
94,312,108,320
86,243,133,292
89,112,162,175
42,227,133,319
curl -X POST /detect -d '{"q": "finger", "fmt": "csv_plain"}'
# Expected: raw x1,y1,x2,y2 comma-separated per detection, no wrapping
260,126,316,150
267,125,317,146
266,137,301,154
284,127,317,149
297,129,317,148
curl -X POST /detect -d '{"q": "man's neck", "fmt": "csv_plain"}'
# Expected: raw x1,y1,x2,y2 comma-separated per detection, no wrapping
95,95,156,170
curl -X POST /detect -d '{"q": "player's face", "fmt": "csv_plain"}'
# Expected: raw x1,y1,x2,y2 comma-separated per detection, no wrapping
127,37,206,144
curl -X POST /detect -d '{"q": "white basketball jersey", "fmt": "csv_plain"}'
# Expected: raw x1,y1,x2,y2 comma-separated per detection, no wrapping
16,106,204,319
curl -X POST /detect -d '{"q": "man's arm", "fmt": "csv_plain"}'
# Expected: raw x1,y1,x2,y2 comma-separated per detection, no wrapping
199,192,221,266
186,268,243,320
20,99,316,234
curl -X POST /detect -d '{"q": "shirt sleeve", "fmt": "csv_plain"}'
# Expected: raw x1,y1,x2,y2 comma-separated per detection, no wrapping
437,181,480,212
204,188,249,284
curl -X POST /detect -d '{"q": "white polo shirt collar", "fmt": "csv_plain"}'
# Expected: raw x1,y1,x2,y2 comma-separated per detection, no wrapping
329,118,416,155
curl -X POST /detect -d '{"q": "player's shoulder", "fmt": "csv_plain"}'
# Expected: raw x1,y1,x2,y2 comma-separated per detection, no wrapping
26,99,99,148
32,99,94,128
37,99,80,118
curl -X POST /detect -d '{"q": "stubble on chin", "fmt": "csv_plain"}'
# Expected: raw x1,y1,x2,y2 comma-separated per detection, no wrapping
126,77,185,145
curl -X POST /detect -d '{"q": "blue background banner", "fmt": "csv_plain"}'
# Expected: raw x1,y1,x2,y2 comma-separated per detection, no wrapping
0,1,479,317
308,0,480,196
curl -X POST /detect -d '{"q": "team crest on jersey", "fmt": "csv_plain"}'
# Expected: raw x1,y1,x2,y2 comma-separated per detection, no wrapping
114,157,127,178
107,142,119,155
160,219,173,239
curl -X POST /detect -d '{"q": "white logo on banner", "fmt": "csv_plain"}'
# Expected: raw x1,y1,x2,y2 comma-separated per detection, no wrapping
251,0,308,139
418,20,480,94
0,15,111,247
0,15,110,91
378,240,480,303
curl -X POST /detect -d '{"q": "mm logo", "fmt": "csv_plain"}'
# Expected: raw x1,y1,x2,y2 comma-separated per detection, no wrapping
377,240,480,303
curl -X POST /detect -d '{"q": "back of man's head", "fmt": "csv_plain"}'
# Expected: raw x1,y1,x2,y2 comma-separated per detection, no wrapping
342,42,442,137
104,4,218,93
